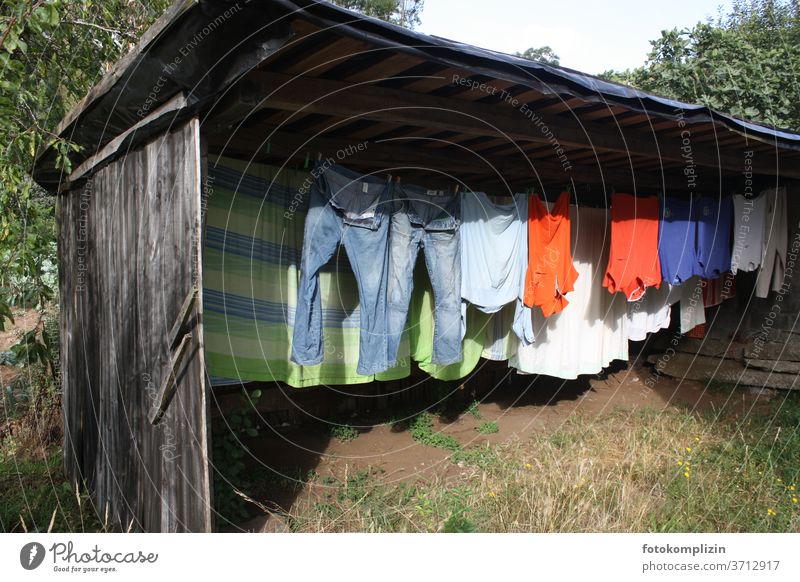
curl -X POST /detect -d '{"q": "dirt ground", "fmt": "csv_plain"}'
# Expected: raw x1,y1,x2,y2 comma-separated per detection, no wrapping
237,361,776,532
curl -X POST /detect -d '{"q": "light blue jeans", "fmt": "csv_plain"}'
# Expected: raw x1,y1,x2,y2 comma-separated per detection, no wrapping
386,184,462,366
291,163,392,375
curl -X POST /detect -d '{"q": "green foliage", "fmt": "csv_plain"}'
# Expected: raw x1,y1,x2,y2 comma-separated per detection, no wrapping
599,0,800,131
330,424,360,443
0,302,13,331
11,329,51,367
442,510,476,533
211,387,263,523
0,0,172,352
476,421,499,435
330,0,424,28
516,45,560,65
466,400,482,419
408,412,461,451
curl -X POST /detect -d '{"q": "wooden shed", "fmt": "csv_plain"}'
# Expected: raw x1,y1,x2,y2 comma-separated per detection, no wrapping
34,0,800,532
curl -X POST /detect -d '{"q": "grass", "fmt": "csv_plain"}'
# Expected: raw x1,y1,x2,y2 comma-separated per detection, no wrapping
4,364,800,533
0,446,103,532
284,396,800,532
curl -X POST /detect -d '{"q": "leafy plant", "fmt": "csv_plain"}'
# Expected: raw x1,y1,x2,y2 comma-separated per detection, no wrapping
211,387,263,523
330,424,360,443
600,0,800,131
330,0,424,28
476,421,499,435
466,400,482,419
443,510,476,533
0,0,172,360
408,412,461,451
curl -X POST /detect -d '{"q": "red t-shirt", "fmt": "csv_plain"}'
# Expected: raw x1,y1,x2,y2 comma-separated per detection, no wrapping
524,192,579,317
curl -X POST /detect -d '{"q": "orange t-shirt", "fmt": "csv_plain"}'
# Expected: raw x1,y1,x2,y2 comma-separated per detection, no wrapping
524,192,579,317
603,193,662,301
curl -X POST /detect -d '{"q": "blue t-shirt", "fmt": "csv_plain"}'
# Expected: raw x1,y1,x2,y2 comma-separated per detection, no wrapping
694,195,733,280
659,196,695,285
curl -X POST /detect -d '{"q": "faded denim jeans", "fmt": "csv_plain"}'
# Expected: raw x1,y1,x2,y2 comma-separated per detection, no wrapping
291,163,392,375
387,183,462,366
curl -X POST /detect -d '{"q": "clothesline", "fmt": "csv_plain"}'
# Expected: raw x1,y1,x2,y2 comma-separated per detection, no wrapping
203,156,786,387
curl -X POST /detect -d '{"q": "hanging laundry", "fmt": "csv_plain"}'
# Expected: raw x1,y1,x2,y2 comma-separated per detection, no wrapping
679,276,706,334
524,191,579,317
511,206,629,379
482,302,520,361
685,322,707,339
756,186,788,298
730,192,767,273
626,284,674,341
386,183,462,368
291,162,394,376
658,195,696,285
694,194,733,280
203,156,409,387
407,261,486,381
603,193,662,301
702,273,736,308
460,191,534,344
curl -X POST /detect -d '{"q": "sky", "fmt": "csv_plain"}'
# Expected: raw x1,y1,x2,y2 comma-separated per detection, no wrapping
416,0,735,74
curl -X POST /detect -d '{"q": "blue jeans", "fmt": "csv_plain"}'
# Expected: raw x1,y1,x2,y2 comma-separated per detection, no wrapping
387,184,462,366
291,163,392,375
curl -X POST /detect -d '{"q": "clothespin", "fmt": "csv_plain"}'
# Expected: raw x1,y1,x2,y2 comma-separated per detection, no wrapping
454,184,460,194
266,139,271,154
317,152,322,161
304,151,310,170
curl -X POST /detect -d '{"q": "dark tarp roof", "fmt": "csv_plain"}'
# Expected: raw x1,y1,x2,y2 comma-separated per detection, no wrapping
34,0,800,191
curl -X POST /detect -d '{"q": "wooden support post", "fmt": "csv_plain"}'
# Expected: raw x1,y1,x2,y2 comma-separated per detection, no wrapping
168,286,198,350
150,333,193,426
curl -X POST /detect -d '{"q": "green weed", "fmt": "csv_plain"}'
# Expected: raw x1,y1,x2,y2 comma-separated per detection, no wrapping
476,421,499,435
330,424,360,443
408,412,461,451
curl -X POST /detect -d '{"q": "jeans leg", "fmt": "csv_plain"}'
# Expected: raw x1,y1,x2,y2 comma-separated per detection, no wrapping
342,218,391,375
386,212,421,367
290,188,342,366
423,228,463,364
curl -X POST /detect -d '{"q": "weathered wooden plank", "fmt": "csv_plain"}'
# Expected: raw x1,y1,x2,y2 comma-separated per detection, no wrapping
150,332,193,426
56,119,209,532
63,93,188,192
168,286,198,350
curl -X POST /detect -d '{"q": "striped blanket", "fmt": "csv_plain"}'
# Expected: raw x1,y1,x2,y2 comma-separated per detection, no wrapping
202,156,411,387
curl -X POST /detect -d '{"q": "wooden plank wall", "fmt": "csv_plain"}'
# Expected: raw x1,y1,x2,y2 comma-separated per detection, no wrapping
57,119,212,532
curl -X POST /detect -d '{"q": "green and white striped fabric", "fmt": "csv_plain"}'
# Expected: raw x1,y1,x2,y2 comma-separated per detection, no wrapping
202,156,411,387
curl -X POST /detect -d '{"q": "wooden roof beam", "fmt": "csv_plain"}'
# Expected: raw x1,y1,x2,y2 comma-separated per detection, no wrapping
215,70,795,178
205,124,733,191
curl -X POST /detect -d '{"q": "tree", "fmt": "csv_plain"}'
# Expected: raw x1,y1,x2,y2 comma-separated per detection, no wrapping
599,0,800,131
330,0,424,29
516,46,560,66
0,1,171,348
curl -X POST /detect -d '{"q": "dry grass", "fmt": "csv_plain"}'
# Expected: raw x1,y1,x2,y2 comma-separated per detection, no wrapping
284,403,800,533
